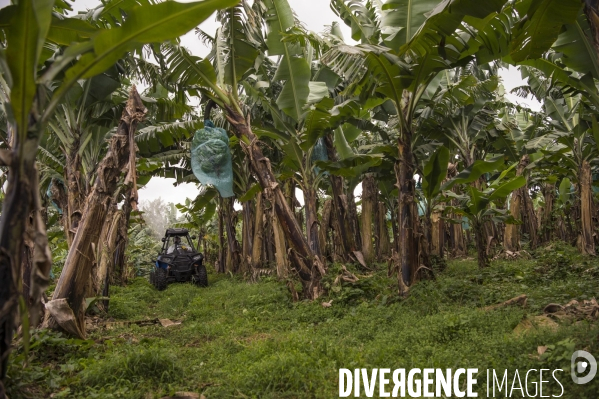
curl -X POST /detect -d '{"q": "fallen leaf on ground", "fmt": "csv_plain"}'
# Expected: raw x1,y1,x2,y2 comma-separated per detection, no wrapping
483,294,527,311
159,392,199,399
45,299,85,338
159,319,182,327
544,298,599,322
352,251,368,268
514,316,559,336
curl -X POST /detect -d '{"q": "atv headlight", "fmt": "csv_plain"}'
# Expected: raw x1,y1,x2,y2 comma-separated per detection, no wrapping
193,254,203,261
161,256,173,262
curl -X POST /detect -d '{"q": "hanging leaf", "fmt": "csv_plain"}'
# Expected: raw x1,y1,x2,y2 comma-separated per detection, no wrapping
47,16,98,45
558,177,571,205
274,56,311,121
330,0,379,44
333,126,354,160
422,146,450,201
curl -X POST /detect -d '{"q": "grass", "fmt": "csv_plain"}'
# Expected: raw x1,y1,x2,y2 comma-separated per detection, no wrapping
6,242,599,398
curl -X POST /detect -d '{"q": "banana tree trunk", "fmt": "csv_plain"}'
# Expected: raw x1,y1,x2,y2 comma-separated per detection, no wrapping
88,203,115,297
431,210,444,258
347,186,362,252
447,164,466,257
541,184,555,243
0,101,52,395
361,174,376,265
65,151,84,247
522,182,538,250
271,201,289,279
484,220,499,256
2,170,48,384
113,185,133,284
566,209,576,245
95,209,122,297
295,205,304,231
21,213,35,308
217,197,225,273
579,161,596,255
504,155,528,252
251,193,264,269
504,191,522,252
474,219,489,268
396,137,419,294
241,200,253,272
264,207,276,267
319,199,333,262
391,199,400,252
45,87,146,337
304,185,321,257
224,106,323,299
450,218,466,257
324,135,356,257
198,230,206,258
224,198,241,273
49,179,69,239
377,202,391,260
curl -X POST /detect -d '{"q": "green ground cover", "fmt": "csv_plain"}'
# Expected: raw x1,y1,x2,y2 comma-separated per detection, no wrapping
7,243,599,398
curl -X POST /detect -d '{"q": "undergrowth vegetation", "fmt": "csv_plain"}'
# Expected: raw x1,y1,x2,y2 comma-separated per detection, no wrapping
7,243,599,398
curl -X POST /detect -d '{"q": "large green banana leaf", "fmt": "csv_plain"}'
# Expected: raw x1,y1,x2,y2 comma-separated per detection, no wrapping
217,3,261,88
330,0,379,44
510,0,582,62
554,12,599,80
5,0,53,135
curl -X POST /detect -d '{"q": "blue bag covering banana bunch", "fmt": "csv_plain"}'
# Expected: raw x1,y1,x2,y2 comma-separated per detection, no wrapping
190,120,234,197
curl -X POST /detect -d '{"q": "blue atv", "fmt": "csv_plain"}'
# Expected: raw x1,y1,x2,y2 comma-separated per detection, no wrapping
150,228,207,290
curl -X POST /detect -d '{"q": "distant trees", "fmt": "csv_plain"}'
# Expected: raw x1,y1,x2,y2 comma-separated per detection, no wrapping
140,198,181,239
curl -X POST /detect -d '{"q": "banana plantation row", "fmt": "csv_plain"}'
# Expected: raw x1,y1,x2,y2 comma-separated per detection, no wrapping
0,0,598,395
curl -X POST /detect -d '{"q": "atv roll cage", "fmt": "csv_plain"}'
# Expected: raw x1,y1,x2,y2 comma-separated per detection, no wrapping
150,228,207,290
160,229,196,254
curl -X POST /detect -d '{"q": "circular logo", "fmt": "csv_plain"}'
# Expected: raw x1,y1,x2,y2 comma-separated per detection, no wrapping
571,350,597,385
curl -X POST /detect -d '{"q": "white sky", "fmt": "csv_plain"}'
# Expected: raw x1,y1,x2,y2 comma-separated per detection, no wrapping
0,0,541,206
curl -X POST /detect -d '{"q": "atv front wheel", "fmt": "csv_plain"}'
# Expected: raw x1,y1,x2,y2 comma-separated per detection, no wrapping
194,264,208,287
154,268,168,291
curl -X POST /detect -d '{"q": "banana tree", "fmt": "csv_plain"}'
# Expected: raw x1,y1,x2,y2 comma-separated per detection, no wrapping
417,64,506,170
554,177,576,242
416,63,508,255
304,96,387,262
44,72,122,246
445,164,526,268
